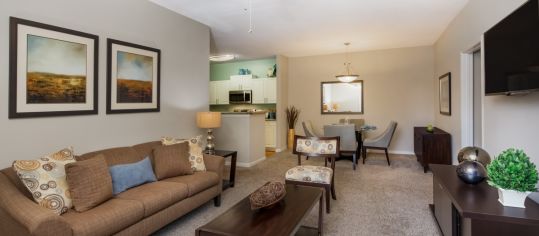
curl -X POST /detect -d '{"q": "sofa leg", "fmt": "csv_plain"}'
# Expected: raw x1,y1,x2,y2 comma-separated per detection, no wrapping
214,194,221,207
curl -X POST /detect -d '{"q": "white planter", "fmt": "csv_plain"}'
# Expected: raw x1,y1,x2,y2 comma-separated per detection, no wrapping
497,188,531,208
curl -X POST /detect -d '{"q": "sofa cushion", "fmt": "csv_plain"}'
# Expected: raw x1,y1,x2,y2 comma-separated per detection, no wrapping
109,157,157,195
162,171,219,197
65,155,112,212
162,136,207,172
77,147,144,166
62,198,144,236
153,142,193,180
132,141,162,163
12,147,76,215
115,181,188,217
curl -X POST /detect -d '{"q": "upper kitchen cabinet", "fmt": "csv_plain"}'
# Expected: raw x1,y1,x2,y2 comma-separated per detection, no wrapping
229,75,253,90
263,78,277,104
251,78,276,104
209,80,229,105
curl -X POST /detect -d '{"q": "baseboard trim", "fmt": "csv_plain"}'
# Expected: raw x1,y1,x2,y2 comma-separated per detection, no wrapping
225,156,266,168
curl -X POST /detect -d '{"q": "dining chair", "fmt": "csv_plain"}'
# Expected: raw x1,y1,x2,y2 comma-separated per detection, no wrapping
285,135,339,213
323,124,359,170
362,121,398,165
302,120,321,137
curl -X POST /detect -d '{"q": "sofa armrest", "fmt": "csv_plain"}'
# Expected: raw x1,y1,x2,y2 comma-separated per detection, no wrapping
203,154,224,182
0,173,72,236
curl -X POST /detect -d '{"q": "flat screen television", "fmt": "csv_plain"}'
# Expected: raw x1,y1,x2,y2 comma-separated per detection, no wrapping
484,0,539,95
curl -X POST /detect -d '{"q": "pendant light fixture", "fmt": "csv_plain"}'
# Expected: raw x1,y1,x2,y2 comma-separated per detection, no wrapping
336,42,359,83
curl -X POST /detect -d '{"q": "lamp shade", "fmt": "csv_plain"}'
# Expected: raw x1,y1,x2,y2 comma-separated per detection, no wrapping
196,112,221,128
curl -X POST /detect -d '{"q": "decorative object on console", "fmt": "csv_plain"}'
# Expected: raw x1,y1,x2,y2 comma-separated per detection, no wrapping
196,112,222,154
286,106,300,149
439,72,451,116
249,181,286,210
487,148,538,208
12,147,76,215
9,17,99,118
426,124,433,133
456,160,487,185
457,146,491,166
335,42,359,83
106,38,160,114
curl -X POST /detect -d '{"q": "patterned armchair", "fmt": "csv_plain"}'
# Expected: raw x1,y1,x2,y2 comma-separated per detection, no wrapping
285,135,340,213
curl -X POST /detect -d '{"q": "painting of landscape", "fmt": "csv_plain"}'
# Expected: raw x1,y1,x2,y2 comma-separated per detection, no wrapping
116,51,153,103
26,35,87,103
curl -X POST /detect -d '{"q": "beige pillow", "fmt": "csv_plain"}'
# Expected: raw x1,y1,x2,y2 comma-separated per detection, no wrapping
153,142,193,180
65,155,112,212
12,147,76,215
161,136,206,171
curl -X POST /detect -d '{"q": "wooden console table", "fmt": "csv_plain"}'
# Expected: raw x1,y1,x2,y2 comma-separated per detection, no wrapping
430,164,539,236
414,127,451,173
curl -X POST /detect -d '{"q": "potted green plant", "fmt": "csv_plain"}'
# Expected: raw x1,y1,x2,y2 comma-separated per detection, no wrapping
285,106,300,149
487,148,538,208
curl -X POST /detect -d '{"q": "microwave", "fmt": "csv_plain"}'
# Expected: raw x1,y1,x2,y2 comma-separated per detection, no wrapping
229,90,252,104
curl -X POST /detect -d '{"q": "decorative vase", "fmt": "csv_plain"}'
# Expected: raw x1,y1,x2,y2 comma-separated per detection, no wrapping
497,188,531,208
287,129,295,149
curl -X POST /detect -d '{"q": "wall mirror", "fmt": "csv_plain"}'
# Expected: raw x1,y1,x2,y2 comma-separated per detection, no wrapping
321,81,364,114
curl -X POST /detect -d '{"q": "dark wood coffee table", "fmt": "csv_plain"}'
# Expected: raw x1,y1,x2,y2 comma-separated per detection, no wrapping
196,184,324,236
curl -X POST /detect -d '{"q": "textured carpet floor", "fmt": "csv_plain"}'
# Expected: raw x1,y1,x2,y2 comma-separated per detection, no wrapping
154,152,441,236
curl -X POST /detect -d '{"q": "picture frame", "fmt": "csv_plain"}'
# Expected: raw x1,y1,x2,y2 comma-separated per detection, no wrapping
107,39,161,114
9,17,99,118
439,72,451,116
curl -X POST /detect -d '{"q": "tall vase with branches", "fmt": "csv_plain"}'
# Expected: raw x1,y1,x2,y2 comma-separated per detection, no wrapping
286,106,300,149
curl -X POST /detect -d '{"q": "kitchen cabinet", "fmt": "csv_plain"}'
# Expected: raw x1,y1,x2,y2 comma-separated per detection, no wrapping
265,120,276,148
263,78,277,103
252,78,276,104
251,79,265,104
229,75,252,90
209,80,229,105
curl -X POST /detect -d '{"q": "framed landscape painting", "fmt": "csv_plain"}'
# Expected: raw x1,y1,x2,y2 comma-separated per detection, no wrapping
107,39,160,114
439,72,451,116
9,17,98,118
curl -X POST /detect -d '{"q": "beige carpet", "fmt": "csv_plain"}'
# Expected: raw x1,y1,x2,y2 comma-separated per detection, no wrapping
155,151,441,236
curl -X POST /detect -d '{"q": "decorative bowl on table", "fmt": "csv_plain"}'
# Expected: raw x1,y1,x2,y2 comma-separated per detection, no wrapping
249,182,286,210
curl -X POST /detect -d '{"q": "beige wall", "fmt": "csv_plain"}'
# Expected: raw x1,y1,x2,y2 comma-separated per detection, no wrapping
288,46,435,154
433,0,539,166
0,0,210,167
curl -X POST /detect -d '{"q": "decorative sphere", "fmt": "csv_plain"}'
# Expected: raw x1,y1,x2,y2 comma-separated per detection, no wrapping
457,146,491,166
456,160,487,185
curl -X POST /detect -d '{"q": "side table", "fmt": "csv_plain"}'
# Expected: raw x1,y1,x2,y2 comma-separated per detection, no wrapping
206,150,237,190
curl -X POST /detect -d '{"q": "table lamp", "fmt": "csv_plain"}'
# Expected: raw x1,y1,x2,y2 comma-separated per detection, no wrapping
196,112,222,154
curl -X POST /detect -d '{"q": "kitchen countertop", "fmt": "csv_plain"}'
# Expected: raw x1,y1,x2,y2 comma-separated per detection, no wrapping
221,111,266,115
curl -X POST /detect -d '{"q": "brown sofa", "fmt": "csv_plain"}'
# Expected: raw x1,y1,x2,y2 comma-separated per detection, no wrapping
0,141,225,236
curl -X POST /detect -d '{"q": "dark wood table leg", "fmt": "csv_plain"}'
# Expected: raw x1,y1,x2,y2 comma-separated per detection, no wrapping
229,152,237,187
319,193,324,236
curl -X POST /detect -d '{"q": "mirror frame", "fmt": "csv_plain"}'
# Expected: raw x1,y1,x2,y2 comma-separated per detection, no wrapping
320,80,364,115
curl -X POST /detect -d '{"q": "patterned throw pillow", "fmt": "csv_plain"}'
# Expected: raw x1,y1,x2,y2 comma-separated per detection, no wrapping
161,135,206,171
12,148,76,215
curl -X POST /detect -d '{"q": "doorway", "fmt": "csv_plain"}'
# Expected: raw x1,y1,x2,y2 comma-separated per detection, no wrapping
460,43,483,148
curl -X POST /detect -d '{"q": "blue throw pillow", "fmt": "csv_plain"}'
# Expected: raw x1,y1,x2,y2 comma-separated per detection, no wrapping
109,157,157,195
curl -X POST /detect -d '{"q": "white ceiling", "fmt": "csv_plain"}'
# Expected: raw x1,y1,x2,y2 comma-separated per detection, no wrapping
150,0,468,59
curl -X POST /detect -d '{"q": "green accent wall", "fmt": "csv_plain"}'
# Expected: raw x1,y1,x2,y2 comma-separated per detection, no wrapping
210,57,276,81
